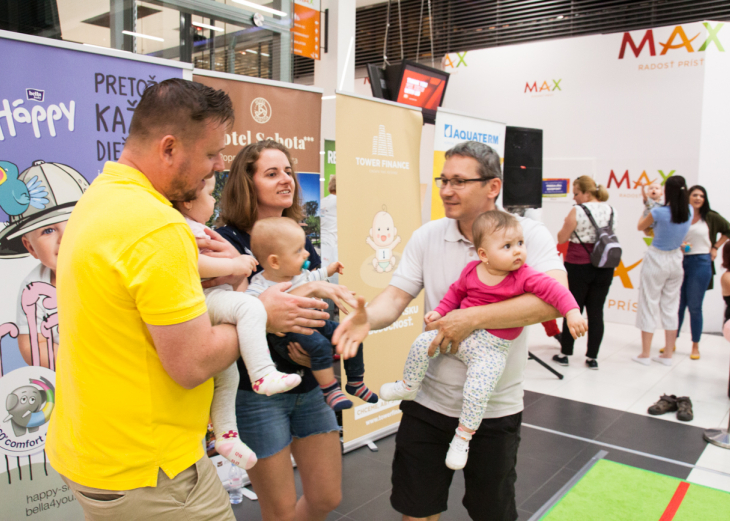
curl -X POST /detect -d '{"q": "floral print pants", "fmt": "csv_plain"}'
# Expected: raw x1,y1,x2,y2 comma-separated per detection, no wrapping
403,329,512,431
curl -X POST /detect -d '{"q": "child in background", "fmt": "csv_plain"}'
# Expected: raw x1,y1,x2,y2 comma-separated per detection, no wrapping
246,217,379,411
175,176,302,471
641,181,664,237
381,210,587,470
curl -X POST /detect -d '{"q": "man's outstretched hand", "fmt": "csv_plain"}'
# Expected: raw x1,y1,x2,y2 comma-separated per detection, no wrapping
332,295,369,359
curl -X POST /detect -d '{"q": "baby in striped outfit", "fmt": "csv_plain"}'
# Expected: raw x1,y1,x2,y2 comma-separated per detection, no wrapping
381,210,587,470
245,217,379,412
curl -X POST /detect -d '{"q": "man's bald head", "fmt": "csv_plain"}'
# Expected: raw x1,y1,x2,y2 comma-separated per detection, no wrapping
251,217,304,268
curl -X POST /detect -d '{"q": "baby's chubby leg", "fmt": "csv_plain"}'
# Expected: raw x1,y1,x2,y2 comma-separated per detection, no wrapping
446,331,511,470
380,329,440,401
205,288,300,395
211,364,257,470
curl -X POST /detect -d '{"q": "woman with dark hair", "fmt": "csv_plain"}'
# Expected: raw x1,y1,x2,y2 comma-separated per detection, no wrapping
215,140,344,520
721,242,730,326
634,175,693,366
673,185,730,359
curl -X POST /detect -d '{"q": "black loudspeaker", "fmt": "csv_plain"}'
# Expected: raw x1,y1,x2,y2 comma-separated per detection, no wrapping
503,126,543,209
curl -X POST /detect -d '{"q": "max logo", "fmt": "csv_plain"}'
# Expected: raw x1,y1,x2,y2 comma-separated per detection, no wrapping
613,258,642,289
25,89,44,103
525,80,561,93
443,52,467,68
619,23,725,59
607,170,674,189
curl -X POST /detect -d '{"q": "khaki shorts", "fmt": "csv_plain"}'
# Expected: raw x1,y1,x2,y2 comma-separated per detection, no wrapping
61,456,235,521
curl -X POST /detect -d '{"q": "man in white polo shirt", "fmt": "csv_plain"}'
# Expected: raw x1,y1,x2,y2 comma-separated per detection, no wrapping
336,141,567,521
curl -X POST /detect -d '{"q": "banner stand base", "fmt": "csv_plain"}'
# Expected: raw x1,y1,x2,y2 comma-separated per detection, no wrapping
342,422,400,454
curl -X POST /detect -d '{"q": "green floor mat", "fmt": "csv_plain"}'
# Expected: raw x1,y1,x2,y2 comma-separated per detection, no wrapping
541,459,730,520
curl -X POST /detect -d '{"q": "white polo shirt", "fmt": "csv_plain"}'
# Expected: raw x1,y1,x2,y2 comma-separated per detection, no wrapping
390,216,565,419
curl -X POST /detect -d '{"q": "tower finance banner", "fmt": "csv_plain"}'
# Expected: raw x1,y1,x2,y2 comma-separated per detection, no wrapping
430,109,506,220
335,93,424,448
0,32,187,520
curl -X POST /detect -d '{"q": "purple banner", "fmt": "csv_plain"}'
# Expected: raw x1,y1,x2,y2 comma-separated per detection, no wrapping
0,37,184,224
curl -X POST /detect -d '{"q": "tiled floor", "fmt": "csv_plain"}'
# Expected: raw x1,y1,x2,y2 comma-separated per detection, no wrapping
232,322,730,520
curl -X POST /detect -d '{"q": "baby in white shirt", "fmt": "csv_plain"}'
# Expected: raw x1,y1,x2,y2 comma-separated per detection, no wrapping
175,176,301,471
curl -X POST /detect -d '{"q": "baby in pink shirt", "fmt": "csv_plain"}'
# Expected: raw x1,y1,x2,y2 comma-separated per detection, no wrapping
381,210,586,470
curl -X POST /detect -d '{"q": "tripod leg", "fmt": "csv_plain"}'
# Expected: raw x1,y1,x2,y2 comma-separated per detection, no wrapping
528,351,564,380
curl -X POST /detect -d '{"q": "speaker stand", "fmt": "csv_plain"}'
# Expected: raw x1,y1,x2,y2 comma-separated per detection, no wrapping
528,351,564,380
703,409,730,449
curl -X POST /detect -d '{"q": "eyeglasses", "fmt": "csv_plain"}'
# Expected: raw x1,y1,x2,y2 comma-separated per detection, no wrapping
434,176,489,190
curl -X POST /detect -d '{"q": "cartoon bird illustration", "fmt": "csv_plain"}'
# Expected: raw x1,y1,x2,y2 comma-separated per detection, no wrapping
0,161,49,216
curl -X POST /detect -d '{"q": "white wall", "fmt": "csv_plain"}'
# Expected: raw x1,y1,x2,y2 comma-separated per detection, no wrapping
441,22,730,329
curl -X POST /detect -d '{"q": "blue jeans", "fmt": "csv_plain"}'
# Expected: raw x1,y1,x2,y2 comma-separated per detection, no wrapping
267,319,365,378
677,254,712,343
235,388,339,459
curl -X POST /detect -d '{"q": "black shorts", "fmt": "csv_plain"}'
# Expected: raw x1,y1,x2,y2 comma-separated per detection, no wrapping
390,401,521,521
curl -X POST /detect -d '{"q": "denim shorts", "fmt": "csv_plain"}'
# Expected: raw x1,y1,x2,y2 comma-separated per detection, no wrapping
235,387,339,459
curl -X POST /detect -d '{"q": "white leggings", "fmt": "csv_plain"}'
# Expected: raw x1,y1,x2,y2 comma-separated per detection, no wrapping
205,287,274,435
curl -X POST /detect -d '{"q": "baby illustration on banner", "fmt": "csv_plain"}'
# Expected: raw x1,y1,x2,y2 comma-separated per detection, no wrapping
366,206,402,272
0,160,89,372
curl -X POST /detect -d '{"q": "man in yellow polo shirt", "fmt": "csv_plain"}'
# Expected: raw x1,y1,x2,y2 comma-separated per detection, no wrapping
46,79,328,519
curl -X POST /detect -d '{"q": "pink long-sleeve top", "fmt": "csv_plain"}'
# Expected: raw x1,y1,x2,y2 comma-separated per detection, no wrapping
433,261,579,341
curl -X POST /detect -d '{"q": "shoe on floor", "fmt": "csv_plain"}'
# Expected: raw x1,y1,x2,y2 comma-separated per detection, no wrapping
380,380,419,401
652,356,673,367
690,352,700,360
445,431,471,470
676,396,693,421
552,354,569,366
586,359,598,370
648,394,678,415
632,355,651,366
659,345,677,354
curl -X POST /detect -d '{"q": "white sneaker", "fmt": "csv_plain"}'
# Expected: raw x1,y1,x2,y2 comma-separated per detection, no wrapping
380,380,419,401
632,355,651,366
652,356,673,367
445,432,471,470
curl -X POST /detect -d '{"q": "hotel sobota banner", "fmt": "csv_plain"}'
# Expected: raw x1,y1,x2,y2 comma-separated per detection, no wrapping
335,93,424,449
193,71,322,173
430,109,506,221
0,32,187,519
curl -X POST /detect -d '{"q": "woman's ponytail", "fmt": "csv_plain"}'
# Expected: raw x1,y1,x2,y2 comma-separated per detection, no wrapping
595,184,609,202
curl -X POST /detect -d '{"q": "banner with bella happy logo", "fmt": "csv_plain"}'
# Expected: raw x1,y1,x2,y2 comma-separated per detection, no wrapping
336,92,424,449
0,31,188,520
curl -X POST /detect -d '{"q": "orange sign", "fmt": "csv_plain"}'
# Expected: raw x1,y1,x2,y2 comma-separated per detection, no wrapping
292,0,320,60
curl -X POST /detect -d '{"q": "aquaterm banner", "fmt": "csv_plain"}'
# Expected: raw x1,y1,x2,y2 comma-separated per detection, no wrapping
0,31,186,519
336,93,424,450
430,109,506,220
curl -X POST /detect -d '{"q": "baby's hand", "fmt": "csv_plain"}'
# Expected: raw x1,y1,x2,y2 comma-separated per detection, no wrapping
565,309,587,340
424,311,442,325
232,255,258,277
328,261,344,277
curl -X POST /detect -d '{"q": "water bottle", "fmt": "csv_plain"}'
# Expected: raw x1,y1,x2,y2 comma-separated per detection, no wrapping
228,465,244,505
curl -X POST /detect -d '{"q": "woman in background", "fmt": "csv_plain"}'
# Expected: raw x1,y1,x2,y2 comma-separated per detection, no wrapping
554,176,616,370
633,175,692,366
674,185,730,360
320,175,338,284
